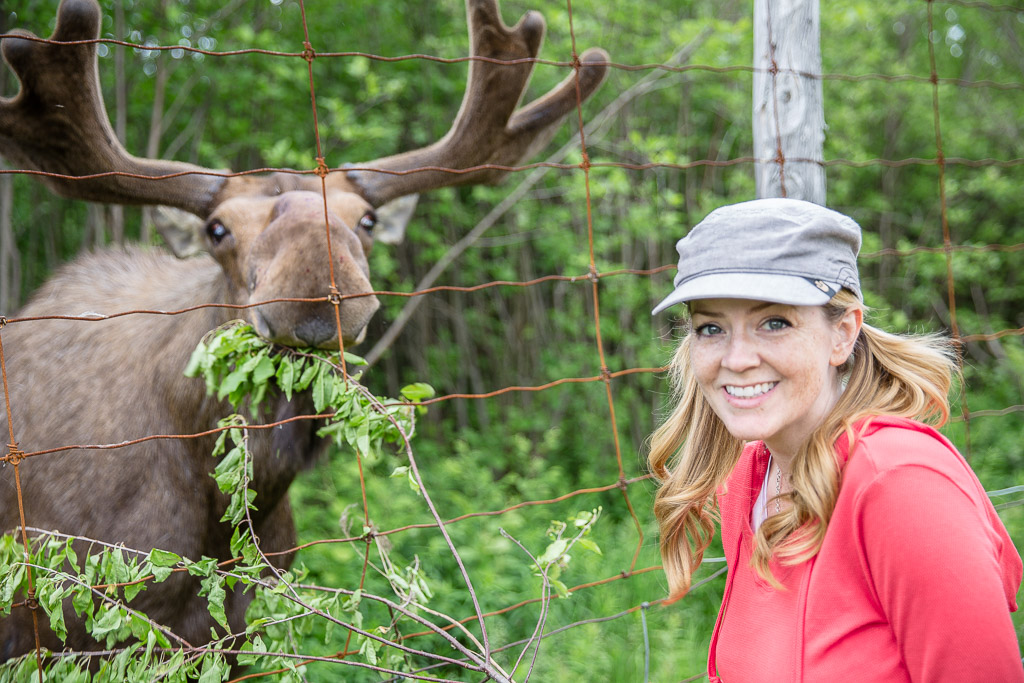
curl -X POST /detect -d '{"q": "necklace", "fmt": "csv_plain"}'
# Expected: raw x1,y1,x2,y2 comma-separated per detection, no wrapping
774,462,782,514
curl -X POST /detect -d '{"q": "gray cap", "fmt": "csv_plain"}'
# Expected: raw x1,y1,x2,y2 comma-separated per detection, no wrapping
652,198,862,314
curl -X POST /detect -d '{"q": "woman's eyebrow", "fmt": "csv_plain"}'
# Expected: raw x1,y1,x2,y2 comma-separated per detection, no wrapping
690,301,784,317
689,309,718,318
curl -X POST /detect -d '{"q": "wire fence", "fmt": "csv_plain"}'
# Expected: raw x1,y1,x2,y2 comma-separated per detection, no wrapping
1,0,1023,681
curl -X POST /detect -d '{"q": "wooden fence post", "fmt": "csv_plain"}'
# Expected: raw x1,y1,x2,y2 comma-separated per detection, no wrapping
753,0,826,204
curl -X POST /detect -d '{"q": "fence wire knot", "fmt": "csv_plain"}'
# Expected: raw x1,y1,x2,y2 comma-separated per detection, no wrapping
327,286,342,306
5,443,24,466
315,156,330,179
580,150,592,172
25,587,38,611
0,315,7,329
302,41,316,63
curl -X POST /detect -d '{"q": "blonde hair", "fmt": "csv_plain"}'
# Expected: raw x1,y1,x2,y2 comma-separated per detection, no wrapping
648,290,958,600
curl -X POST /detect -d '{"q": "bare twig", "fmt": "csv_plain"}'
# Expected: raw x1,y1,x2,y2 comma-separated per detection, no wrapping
498,528,551,683
343,380,513,682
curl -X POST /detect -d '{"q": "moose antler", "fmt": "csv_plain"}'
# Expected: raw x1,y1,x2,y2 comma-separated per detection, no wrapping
0,0,225,217
346,0,609,207
1,0,608,216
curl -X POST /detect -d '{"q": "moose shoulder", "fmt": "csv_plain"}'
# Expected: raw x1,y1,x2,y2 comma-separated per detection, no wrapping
0,0,607,659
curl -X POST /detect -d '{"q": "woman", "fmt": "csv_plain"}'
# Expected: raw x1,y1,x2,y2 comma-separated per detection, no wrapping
648,198,1023,681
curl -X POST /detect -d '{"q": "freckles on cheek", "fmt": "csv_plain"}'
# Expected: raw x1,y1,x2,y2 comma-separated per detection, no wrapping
688,345,717,393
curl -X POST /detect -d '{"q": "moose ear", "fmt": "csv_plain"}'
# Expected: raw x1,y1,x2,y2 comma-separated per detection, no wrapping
372,194,419,245
152,206,207,258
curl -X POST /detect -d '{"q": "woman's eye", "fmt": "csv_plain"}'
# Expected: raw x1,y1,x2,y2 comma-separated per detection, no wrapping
762,318,791,331
695,323,723,337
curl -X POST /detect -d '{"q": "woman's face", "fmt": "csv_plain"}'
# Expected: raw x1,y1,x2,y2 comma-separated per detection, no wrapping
688,298,861,459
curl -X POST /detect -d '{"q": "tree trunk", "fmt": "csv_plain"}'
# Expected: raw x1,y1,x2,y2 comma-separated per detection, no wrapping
142,53,172,244
109,1,129,245
753,0,826,203
0,172,17,314
0,6,14,313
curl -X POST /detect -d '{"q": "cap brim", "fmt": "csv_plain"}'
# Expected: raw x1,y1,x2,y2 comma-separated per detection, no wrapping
651,273,836,315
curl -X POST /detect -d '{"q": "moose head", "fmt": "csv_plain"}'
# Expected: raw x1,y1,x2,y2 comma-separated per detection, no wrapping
0,0,609,347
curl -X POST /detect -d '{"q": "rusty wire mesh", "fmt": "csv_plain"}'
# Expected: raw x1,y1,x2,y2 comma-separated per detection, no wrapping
1,0,1023,681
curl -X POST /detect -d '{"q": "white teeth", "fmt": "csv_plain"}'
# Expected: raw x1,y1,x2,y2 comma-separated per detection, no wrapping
725,382,777,398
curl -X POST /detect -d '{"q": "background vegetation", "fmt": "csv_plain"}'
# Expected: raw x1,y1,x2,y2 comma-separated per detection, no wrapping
1,0,1022,680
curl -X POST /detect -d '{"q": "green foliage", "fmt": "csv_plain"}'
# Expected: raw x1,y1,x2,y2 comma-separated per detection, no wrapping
0,532,186,680
186,322,425,468
0,323,444,680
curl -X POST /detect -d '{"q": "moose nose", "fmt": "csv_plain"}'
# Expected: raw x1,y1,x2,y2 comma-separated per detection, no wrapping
294,317,336,347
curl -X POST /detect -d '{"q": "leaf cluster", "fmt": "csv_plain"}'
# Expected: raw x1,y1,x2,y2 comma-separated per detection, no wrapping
185,321,432,465
532,507,603,599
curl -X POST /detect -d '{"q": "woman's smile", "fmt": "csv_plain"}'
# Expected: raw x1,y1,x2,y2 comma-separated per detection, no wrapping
724,381,778,400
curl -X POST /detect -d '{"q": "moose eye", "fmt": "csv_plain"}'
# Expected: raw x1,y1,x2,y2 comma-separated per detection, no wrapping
206,219,230,245
358,212,377,233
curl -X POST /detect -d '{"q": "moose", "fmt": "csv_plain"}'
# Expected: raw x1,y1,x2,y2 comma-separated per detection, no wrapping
0,0,608,660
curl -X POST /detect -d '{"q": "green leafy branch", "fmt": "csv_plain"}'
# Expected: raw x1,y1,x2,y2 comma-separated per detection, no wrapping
186,323,519,677
0,531,213,682
1,321,543,682
494,510,603,683
531,507,603,600
0,321,443,681
186,321,434,468
186,321,446,677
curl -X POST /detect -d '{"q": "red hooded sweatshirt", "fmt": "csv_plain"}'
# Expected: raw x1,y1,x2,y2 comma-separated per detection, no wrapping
707,416,1023,682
